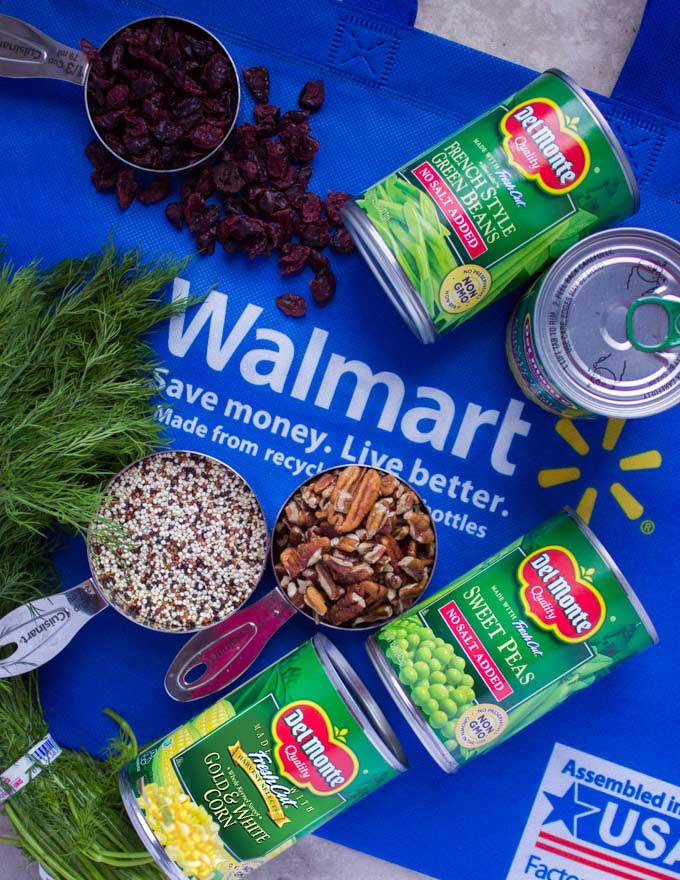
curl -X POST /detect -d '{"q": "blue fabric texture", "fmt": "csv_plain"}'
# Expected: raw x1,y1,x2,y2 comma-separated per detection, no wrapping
0,0,678,875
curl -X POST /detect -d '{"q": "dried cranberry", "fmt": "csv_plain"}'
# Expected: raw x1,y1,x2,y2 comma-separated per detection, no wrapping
116,167,138,210
298,220,330,250
307,250,330,273
279,109,309,127
253,103,280,128
293,135,320,163
110,43,124,72
298,80,325,112
324,190,352,225
204,53,232,91
276,294,306,317
106,83,130,109
242,66,270,103
126,116,148,138
330,227,355,254
124,134,150,156
258,189,288,217
212,161,244,193
299,192,322,223
196,229,217,255
175,96,203,118
152,120,183,144
91,167,117,191
190,123,224,150
147,19,166,55
93,110,124,131
137,177,172,205
310,269,336,306
278,243,311,275
165,201,184,229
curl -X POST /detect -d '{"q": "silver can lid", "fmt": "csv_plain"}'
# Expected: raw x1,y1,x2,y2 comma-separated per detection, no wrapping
534,228,680,417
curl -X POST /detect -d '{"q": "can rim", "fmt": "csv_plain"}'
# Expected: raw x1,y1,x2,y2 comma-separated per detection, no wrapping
533,227,680,417
343,203,437,344
366,635,457,773
545,68,640,214
314,633,409,772
565,506,659,645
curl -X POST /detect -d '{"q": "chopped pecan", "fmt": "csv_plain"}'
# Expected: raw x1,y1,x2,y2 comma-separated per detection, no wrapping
313,472,336,493
304,585,328,615
331,469,382,533
354,579,388,607
280,547,304,578
285,500,312,526
315,562,344,600
404,510,435,543
379,474,399,496
286,584,305,609
363,544,386,564
395,490,417,515
399,556,427,581
398,578,427,609
336,536,359,554
327,590,366,625
378,534,403,566
365,500,391,538
296,537,331,569
355,603,394,624
288,525,304,546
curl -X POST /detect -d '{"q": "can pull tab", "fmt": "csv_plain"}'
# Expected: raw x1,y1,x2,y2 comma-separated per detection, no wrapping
626,294,680,352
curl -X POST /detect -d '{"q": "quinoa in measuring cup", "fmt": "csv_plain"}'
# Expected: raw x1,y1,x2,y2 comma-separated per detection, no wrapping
89,450,267,631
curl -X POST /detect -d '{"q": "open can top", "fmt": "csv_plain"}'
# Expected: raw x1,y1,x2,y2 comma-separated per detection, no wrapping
533,227,680,417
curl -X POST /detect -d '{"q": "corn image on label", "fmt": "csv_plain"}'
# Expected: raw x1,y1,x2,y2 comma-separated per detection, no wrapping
353,71,636,336
125,641,400,880
372,511,656,768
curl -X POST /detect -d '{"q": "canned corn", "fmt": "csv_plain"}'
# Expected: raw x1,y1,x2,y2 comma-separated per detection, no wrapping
121,636,406,879
344,70,638,343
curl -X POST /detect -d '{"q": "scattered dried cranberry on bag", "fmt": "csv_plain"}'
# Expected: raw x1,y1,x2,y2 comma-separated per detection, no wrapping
84,50,354,314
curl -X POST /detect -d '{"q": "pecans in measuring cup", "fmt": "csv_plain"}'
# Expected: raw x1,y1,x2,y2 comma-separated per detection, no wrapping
273,466,437,628
89,450,267,631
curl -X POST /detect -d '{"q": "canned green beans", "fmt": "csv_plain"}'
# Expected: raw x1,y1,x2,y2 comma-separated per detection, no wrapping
121,636,406,880
368,509,657,772
506,228,680,418
344,70,638,343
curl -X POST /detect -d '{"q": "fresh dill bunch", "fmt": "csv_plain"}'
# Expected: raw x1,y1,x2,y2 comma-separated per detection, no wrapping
0,244,194,878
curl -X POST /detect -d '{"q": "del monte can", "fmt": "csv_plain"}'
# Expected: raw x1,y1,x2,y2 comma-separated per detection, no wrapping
343,70,638,343
367,510,657,772
121,636,406,879
506,228,680,417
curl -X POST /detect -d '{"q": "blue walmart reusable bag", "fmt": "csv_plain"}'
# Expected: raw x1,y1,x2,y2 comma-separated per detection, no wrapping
0,0,678,875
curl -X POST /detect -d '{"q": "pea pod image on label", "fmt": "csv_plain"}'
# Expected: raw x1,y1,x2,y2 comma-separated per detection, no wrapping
367,509,657,772
343,69,638,343
120,636,406,880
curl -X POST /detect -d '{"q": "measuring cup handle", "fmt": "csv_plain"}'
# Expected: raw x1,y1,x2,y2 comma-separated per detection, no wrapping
0,580,108,678
165,589,297,702
0,15,86,85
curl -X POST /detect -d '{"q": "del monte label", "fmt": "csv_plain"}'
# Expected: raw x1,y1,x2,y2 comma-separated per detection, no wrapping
518,546,606,643
500,98,590,194
273,701,358,796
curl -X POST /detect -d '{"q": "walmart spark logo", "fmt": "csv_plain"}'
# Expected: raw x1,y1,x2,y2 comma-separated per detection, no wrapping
537,419,662,532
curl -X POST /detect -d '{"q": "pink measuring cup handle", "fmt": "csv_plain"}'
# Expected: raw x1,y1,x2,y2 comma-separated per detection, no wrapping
164,588,296,701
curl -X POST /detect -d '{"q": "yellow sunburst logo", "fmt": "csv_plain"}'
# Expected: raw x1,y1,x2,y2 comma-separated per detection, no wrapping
537,418,662,530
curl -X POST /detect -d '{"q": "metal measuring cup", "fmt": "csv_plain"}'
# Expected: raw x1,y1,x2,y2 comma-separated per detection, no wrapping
0,14,240,173
0,451,268,678
165,466,438,702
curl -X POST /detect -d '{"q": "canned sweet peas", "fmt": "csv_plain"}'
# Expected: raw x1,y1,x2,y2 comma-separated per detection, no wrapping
121,636,406,880
367,509,657,772
344,70,638,343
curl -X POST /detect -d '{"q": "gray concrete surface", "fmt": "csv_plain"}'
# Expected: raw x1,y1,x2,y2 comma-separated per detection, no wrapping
0,1,645,877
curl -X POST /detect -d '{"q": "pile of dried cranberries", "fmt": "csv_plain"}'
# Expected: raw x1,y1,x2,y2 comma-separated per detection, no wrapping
83,20,354,315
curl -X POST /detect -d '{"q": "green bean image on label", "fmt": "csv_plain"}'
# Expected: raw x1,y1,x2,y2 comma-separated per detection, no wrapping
343,70,638,343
